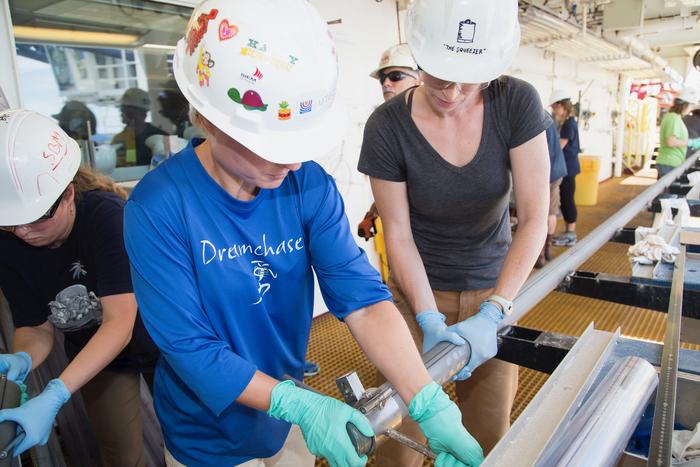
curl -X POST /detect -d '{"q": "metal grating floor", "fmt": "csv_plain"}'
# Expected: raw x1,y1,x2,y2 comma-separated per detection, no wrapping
306,173,699,466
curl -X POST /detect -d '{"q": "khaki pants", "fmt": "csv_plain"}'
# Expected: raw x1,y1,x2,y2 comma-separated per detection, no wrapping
164,425,315,467
373,280,519,467
80,370,153,467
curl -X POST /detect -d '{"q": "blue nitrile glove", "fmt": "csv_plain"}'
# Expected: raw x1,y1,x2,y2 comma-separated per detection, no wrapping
446,301,504,381
268,380,374,467
409,382,484,467
689,137,700,150
416,310,466,354
0,352,32,383
0,378,71,457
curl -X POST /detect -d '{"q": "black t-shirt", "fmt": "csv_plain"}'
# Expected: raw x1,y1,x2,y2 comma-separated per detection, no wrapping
358,75,551,291
0,190,159,372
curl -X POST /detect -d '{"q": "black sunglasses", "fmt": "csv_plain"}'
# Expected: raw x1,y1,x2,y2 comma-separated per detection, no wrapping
0,190,66,233
379,70,416,84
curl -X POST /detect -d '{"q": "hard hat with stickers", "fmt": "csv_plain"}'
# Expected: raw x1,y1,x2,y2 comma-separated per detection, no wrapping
173,0,345,165
406,0,520,84
0,109,81,226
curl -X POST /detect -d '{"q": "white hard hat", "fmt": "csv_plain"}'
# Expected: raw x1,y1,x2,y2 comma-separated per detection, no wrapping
369,44,418,79
121,88,151,111
173,0,345,165
406,0,520,84
549,89,572,106
677,88,699,105
0,109,81,226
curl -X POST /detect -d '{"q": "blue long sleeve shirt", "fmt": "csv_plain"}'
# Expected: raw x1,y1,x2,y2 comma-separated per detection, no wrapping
123,140,390,466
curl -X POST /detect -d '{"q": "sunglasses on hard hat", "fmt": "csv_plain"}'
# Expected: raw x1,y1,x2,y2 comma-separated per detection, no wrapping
378,70,417,85
0,190,66,233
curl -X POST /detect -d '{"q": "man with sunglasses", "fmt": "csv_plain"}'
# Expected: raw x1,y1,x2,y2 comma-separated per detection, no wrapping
369,44,421,102
358,44,421,244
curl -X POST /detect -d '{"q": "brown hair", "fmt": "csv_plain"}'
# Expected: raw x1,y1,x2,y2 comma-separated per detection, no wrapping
557,99,575,118
72,166,127,200
670,100,689,115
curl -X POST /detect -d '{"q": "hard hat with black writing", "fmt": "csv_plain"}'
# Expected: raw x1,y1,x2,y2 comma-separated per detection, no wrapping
369,44,418,79
676,88,699,106
0,109,81,226
406,0,520,83
173,0,344,165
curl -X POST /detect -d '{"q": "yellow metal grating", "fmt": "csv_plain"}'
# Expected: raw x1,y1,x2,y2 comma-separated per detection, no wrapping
307,173,698,466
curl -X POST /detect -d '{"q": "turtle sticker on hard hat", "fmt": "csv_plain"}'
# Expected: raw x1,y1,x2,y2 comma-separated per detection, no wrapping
228,88,268,111
186,9,219,56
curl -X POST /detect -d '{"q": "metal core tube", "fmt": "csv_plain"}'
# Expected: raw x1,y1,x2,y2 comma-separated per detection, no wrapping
536,356,658,467
361,342,471,436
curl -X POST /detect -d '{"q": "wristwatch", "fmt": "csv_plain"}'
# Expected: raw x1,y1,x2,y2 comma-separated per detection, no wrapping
485,294,513,316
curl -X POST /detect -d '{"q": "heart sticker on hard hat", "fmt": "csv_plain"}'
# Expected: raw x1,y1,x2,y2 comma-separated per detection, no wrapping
219,20,238,41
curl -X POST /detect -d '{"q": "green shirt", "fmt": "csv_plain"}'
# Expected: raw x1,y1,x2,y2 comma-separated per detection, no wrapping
657,112,688,168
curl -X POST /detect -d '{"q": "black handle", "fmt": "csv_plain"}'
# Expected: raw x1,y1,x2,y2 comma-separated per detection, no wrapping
346,422,375,457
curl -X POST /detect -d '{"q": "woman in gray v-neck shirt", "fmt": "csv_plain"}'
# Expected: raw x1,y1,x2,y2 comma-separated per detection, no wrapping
358,0,551,464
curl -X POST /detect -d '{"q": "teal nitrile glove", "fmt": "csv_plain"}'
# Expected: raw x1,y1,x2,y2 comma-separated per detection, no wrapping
416,310,466,354
409,382,484,467
0,378,71,457
0,352,32,383
268,380,373,467
446,301,504,381
689,137,700,150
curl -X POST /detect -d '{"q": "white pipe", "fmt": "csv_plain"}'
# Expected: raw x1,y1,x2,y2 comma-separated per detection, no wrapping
617,15,697,38
0,1,21,108
536,356,658,467
523,3,682,84
605,33,684,85
504,152,700,328
615,75,632,178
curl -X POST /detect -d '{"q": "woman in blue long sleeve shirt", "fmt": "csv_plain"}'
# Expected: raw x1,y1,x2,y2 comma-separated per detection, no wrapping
124,2,485,466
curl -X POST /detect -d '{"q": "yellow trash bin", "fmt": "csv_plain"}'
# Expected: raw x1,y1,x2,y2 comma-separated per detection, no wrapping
574,155,601,206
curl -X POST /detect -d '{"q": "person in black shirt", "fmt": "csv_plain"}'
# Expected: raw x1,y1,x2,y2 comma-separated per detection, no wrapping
0,109,159,466
112,88,168,167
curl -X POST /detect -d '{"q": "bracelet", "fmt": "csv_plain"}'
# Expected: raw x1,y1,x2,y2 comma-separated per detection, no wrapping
485,294,513,316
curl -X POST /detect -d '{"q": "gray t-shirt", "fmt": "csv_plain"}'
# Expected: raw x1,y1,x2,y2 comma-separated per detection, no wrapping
358,75,551,291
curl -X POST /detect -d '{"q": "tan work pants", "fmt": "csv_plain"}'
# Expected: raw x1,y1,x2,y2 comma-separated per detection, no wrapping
80,370,153,467
164,425,315,467
373,280,519,467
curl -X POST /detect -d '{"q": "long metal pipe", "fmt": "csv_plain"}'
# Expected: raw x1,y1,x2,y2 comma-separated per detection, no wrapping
358,342,471,438
535,356,658,467
505,151,700,328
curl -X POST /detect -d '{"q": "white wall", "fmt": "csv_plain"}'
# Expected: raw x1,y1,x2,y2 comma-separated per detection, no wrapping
309,0,400,316
0,1,21,108
509,46,619,181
